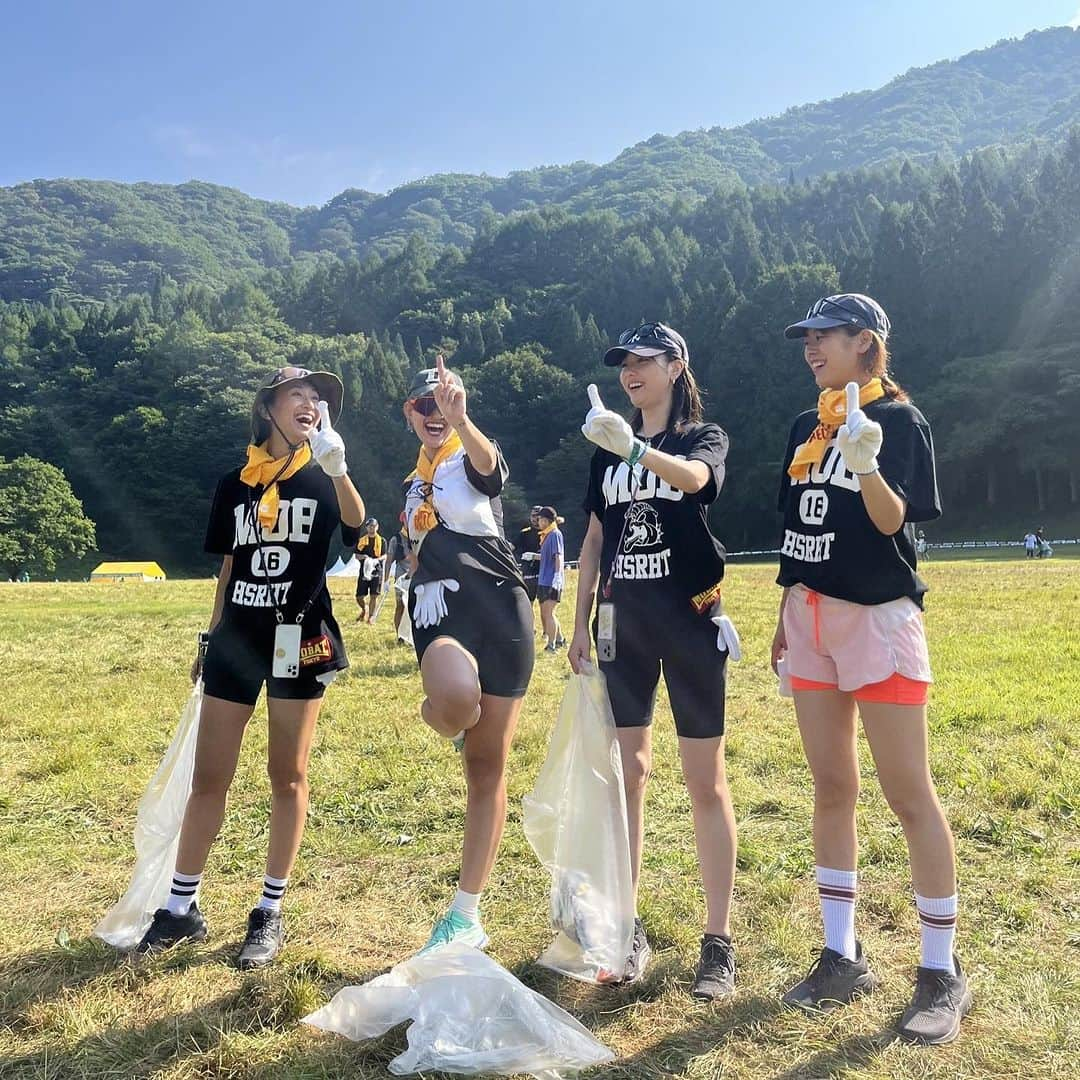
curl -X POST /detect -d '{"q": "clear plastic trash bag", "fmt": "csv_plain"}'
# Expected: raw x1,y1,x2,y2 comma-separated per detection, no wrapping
396,574,414,645
522,665,635,983
302,943,614,1078
93,681,202,949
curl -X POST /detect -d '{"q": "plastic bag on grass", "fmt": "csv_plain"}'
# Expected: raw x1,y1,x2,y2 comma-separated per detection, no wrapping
522,664,634,983
302,943,613,1078
94,681,202,949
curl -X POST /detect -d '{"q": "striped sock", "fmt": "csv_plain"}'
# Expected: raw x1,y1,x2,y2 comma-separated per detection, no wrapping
165,871,201,915
451,888,481,922
816,866,858,960
915,892,957,973
257,874,289,913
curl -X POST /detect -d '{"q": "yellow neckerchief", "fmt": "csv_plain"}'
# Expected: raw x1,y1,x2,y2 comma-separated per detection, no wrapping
787,378,885,481
241,442,312,530
411,432,464,533
537,522,557,545
358,533,384,557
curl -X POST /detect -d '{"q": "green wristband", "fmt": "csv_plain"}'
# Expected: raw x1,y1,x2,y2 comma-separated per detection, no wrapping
625,439,647,468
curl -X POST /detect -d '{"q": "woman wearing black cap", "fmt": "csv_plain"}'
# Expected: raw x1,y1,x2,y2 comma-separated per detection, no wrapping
135,366,365,968
402,355,534,953
354,517,385,624
568,322,740,1000
774,294,969,1044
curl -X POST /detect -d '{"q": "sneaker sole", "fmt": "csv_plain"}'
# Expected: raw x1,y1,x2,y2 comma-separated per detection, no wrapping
134,927,208,954
418,929,491,955
691,980,736,1002
782,971,880,1013
896,989,973,1046
621,942,653,986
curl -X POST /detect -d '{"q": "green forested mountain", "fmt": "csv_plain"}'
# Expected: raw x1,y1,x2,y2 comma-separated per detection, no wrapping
2,28,1078,303
4,123,1079,572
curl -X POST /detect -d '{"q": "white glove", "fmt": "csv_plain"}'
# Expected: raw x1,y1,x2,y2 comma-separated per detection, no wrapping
836,381,883,476
582,385,646,465
309,401,348,477
522,552,540,563
413,578,459,629
710,612,742,661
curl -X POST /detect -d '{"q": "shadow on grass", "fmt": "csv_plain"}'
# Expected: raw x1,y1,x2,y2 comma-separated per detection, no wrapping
771,1027,897,1079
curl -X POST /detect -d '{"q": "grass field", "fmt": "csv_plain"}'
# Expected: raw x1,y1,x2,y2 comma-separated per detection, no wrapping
1,560,1077,1079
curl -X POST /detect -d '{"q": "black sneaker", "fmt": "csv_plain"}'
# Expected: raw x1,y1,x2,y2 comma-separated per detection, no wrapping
236,907,284,970
622,917,653,985
896,956,972,1045
691,934,736,1000
134,905,207,953
782,943,879,1012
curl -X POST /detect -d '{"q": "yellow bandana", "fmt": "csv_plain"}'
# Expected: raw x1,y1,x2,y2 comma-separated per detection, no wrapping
787,378,885,481
241,442,312,530
537,522,556,544
411,432,464,533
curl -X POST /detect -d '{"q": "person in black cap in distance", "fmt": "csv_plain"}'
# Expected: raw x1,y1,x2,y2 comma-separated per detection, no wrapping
135,366,365,969
514,506,543,628
570,322,741,1000
354,517,385,623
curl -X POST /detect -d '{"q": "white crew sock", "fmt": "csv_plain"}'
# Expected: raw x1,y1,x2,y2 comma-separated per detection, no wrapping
816,866,858,960
166,871,201,915
257,874,289,913
451,888,481,922
915,892,957,973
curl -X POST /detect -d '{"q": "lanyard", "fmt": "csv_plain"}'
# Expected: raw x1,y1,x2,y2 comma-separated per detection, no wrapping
602,432,667,600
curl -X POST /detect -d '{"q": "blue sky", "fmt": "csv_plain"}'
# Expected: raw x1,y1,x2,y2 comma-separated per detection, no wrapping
3,1,1079,207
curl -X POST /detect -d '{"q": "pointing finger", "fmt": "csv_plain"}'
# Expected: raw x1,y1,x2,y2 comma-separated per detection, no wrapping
317,400,333,430
587,383,604,410
845,381,860,419
436,353,448,383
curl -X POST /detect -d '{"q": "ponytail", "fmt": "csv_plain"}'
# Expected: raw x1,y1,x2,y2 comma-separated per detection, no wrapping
847,328,908,402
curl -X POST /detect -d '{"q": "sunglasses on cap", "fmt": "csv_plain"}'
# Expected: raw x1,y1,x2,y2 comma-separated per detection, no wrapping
617,322,687,358
406,396,442,417
267,366,315,386
804,297,869,324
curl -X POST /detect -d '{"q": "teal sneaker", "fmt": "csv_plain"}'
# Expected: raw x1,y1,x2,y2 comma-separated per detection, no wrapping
419,908,490,954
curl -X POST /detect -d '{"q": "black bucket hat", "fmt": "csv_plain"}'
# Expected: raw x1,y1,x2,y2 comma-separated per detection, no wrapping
255,365,344,422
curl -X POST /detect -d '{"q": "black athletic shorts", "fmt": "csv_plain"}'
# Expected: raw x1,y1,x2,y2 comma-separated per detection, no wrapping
410,574,535,699
202,617,346,706
595,595,727,739
522,574,539,602
537,584,562,604
356,573,382,598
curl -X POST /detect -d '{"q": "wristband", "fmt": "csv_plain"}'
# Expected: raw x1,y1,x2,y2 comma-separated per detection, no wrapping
625,439,647,468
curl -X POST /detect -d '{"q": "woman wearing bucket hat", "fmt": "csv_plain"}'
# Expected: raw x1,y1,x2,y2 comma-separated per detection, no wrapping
774,294,969,1044
568,322,740,1000
402,354,534,953
135,365,366,968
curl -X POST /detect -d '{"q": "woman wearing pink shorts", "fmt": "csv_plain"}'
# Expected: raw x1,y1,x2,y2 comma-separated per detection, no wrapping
771,294,970,1045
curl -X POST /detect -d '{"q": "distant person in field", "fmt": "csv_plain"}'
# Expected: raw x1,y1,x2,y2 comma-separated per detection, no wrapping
402,356,534,953
1023,531,1037,558
385,512,413,640
570,322,740,1000
354,518,385,623
514,506,543,621
535,506,566,651
135,367,365,968
774,294,969,1044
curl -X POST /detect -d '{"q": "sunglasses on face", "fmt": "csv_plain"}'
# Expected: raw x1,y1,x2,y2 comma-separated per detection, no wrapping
407,396,441,417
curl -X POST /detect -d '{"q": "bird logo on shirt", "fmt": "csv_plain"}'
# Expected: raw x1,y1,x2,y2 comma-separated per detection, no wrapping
624,502,663,551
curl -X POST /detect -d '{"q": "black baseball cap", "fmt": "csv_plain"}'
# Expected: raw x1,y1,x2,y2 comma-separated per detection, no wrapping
784,294,891,341
406,367,463,399
604,322,690,366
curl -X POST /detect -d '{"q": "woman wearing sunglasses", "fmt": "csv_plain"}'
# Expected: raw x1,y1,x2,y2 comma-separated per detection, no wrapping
774,294,969,1044
136,366,365,968
569,323,740,1000
402,355,534,953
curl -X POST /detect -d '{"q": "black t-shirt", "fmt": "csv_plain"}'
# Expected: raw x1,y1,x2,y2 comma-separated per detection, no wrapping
776,396,942,607
204,461,360,634
583,422,729,609
515,525,541,576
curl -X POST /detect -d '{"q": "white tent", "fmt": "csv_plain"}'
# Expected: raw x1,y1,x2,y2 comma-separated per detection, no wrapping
327,555,361,578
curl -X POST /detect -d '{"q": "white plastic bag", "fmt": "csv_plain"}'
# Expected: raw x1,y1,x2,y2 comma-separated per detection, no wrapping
302,943,613,1078
94,681,202,949
522,665,635,983
396,574,414,645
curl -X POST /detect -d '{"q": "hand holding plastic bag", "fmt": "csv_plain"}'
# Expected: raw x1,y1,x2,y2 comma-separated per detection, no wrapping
523,664,635,983
303,943,613,1078
94,682,202,949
